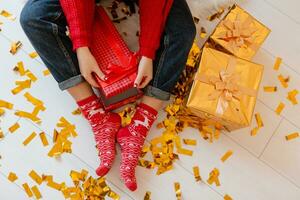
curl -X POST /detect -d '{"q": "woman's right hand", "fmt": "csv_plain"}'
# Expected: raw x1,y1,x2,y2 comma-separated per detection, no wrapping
76,47,106,88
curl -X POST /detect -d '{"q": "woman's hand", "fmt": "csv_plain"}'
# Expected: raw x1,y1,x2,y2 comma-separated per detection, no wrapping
76,47,105,88
134,56,153,88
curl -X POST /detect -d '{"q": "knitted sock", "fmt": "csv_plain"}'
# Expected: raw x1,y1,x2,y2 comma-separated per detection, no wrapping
117,103,158,191
77,95,121,177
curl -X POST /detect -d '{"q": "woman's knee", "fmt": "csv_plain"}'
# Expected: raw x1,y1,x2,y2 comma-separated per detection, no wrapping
20,1,39,31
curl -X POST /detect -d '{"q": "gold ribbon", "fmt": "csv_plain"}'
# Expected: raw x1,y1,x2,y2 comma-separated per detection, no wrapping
195,57,257,116
217,13,258,52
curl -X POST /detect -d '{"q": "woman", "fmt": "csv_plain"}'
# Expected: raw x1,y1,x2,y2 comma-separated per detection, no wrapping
20,0,196,191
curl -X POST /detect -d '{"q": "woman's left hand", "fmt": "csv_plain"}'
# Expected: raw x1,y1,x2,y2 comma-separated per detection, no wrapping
134,56,153,89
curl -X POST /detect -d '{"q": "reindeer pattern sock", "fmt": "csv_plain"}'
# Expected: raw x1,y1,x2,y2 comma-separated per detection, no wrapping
77,95,121,177
117,103,158,191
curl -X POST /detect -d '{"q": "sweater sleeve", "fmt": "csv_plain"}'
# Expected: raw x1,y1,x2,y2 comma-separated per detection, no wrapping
139,0,173,59
59,0,95,51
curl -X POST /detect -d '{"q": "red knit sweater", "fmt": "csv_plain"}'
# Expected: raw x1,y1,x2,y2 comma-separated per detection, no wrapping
59,0,174,59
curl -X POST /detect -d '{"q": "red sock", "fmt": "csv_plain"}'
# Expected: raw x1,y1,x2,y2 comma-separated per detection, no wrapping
77,95,121,177
117,103,158,191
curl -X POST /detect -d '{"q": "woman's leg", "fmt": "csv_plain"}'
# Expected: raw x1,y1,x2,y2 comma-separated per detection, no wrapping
20,0,121,176
117,0,196,191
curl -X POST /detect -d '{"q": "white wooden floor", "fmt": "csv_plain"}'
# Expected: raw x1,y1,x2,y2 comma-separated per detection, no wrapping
1,0,300,199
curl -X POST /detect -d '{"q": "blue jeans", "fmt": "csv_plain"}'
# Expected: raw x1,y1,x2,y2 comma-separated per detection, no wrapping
20,0,196,101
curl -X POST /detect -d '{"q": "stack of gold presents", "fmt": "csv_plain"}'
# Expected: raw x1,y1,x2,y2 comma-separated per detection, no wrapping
186,5,270,131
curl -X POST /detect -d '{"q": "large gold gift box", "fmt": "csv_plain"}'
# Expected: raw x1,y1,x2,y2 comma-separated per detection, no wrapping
210,5,270,60
186,47,263,131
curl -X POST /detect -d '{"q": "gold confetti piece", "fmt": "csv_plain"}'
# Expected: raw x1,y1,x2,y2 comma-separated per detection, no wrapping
224,194,233,200
200,27,207,38
14,62,26,76
0,108,5,116
193,166,201,182
174,182,181,200
43,69,51,76
15,111,41,123
8,172,18,182
47,179,63,191
0,128,4,139
0,10,16,20
251,127,259,136
0,99,14,109
207,168,220,186
10,41,22,55
285,132,299,141
11,79,31,95
39,132,49,146
22,183,33,197
207,8,224,21
23,132,37,146
24,92,44,106
72,108,81,115
29,170,43,185
183,138,197,146
278,74,289,88
221,150,233,162
9,122,20,133
275,102,285,115
29,52,38,59
255,113,264,128
263,86,277,92
144,191,151,200
31,185,42,199
287,89,299,105
25,70,37,82
273,57,282,71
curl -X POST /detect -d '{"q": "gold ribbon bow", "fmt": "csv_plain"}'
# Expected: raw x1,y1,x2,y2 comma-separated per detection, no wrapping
195,58,257,116
217,14,258,52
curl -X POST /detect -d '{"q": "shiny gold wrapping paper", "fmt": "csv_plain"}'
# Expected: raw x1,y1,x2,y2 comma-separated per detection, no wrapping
210,5,270,60
187,47,263,131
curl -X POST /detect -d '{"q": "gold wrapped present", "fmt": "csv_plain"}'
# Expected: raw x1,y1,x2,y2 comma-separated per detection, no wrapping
210,5,270,60
187,47,263,131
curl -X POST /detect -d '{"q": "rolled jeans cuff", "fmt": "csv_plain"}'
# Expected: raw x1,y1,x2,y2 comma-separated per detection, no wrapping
143,85,171,101
58,74,85,90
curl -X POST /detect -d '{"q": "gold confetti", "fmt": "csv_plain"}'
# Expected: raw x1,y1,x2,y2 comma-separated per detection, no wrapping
10,41,22,55
207,8,224,21
255,113,264,128
285,132,299,141
31,185,42,199
14,62,26,76
47,179,63,191
251,127,259,136
9,122,20,133
273,57,282,71
207,168,220,186
144,191,151,200
11,79,31,95
43,69,51,76
221,150,233,162
174,182,181,200
183,138,197,146
278,74,289,88
39,132,49,146
24,92,44,106
200,27,207,38
22,183,33,197
275,102,285,115
29,170,43,185
72,108,81,115
193,166,201,182
287,89,298,105
263,86,277,92
0,10,16,20
8,172,18,182
0,99,14,109
29,52,38,59
25,70,37,82
15,111,41,123
224,194,233,200
0,128,4,139
0,108,4,116
23,132,37,146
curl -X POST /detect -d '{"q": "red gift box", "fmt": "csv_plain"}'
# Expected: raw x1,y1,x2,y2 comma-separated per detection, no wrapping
90,6,143,111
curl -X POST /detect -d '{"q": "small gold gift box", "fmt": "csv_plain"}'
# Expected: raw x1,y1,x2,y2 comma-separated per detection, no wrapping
186,47,263,131
210,5,270,60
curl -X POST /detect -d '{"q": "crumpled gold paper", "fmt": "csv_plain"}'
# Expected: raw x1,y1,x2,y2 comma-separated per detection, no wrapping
210,5,270,60
187,47,263,131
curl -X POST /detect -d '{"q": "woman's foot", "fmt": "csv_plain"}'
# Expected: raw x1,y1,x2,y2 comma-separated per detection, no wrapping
77,95,121,177
117,103,158,191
